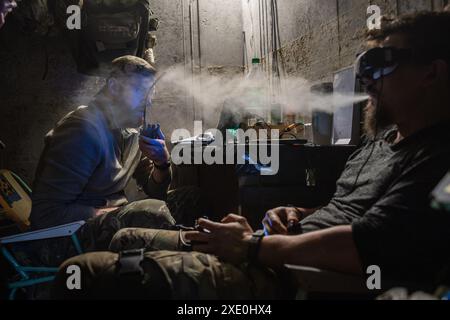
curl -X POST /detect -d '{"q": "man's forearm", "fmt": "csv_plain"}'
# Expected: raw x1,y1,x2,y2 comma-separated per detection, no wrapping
257,226,363,275
151,166,171,184
140,166,171,201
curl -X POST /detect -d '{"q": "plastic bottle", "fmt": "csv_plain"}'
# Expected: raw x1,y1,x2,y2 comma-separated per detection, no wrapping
244,58,269,126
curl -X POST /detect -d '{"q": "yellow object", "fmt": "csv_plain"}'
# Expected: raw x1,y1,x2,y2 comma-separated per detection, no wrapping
445,184,450,195
0,170,31,231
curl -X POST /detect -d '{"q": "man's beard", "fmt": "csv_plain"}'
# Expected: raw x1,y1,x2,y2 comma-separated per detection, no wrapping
114,101,146,129
110,108,143,129
363,98,393,139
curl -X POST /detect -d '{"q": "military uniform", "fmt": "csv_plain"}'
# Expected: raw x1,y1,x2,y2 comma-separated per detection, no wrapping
52,228,285,300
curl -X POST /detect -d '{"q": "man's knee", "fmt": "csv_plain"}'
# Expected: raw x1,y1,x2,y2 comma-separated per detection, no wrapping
120,199,176,228
109,228,181,252
52,252,119,299
79,199,176,252
52,251,172,300
146,251,255,299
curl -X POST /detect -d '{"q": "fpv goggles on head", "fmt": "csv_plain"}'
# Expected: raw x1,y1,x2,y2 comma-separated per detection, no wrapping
355,47,413,81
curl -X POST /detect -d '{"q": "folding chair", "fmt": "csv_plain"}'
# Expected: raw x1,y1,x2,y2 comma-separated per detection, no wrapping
285,264,444,300
285,264,381,300
1,221,85,300
0,169,85,299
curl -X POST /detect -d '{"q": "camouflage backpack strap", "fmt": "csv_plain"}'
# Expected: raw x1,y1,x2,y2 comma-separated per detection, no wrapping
13,0,54,35
116,248,145,276
113,248,173,299
135,0,151,57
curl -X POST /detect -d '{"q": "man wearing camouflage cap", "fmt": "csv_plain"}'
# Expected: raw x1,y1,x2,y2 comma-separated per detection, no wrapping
30,56,178,256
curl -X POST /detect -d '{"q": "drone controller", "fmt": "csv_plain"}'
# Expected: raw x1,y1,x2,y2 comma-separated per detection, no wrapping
140,123,161,139
189,216,211,246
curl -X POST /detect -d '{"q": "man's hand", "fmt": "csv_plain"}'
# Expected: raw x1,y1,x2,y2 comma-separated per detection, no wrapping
220,213,254,233
139,126,170,166
262,206,315,235
0,0,17,29
184,214,254,265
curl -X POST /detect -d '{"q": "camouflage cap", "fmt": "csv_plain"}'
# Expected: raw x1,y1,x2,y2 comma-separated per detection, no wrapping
110,55,157,78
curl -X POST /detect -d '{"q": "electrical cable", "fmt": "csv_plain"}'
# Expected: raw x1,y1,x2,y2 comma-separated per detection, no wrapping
42,29,50,80
272,1,281,86
264,0,270,76
271,0,279,79
181,0,187,69
196,0,203,123
270,0,284,120
258,0,263,59
196,0,202,72
262,0,266,63
181,0,189,121
273,0,284,79
188,0,196,120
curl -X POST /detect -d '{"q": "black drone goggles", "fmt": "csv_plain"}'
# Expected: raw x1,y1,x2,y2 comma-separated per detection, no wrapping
355,47,413,81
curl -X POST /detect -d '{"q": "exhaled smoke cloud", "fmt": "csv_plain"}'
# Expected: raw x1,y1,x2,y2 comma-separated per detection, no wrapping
155,65,368,127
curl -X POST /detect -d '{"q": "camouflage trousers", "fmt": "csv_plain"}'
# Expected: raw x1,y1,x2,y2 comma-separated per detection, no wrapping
51,228,285,300
13,187,209,299
35,186,208,267
80,186,210,252
78,199,175,252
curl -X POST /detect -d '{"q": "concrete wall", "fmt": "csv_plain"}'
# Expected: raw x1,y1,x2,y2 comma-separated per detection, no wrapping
242,0,447,83
0,0,244,185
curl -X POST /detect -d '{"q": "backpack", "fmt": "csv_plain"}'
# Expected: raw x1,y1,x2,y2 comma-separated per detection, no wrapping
10,0,54,35
51,0,158,76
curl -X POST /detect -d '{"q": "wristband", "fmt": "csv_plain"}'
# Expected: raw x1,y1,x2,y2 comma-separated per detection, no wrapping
154,161,171,171
247,230,265,263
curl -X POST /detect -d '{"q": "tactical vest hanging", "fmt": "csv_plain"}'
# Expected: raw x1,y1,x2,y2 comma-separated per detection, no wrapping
52,0,158,76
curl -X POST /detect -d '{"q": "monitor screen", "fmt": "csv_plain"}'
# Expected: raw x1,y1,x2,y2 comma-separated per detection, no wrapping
332,66,361,145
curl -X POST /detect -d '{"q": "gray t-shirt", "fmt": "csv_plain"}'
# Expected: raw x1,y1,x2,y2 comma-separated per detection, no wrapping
301,122,450,285
30,96,171,230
